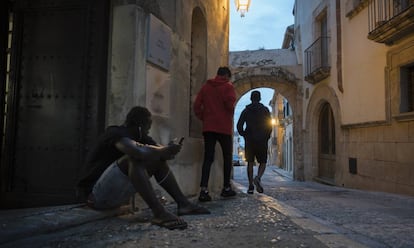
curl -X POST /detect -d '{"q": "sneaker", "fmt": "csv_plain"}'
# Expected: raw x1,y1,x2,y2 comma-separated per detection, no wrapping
198,190,212,202
221,187,236,197
254,176,264,193
247,185,254,194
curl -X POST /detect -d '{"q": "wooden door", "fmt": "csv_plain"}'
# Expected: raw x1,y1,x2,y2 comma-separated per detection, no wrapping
318,103,336,182
0,0,109,208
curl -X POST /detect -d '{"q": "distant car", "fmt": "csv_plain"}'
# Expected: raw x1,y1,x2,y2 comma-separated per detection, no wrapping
232,155,242,166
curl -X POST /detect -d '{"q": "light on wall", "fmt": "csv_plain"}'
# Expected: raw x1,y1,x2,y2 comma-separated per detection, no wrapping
235,0,251,17
271,118,279,126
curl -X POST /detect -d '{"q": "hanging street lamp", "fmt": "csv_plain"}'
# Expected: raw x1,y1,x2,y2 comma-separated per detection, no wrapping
235,0,251,17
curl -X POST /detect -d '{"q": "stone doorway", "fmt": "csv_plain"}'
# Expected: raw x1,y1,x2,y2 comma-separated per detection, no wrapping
304,84,341,184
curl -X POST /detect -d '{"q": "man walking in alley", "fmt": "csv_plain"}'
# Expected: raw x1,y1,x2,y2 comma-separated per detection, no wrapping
237,90,272,194
193,66,237,202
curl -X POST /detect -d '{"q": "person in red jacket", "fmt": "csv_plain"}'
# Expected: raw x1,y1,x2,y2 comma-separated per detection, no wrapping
193,66,237,202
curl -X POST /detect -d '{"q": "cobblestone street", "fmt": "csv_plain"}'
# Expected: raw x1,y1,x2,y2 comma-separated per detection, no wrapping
2,165,414,248
234,165,414,248
3,179,326,247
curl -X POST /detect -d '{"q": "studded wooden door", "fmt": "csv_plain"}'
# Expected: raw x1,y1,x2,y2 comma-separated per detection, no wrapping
0,0,109,208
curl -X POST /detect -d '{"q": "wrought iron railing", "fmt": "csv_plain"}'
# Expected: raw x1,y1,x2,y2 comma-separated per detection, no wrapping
304,36,330,83
368,0,414,32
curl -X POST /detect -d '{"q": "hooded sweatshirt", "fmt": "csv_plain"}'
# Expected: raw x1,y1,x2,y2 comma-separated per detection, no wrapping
237,102,272,142
193,75,236,135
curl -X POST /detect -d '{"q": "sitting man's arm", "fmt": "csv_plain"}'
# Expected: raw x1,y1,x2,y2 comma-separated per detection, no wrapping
115,137,181,161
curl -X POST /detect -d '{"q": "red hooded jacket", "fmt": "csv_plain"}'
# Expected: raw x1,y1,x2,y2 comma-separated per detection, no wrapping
193,75,236,135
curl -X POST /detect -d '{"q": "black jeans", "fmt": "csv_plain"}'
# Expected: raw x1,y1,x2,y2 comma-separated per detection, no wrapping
200,132,233,189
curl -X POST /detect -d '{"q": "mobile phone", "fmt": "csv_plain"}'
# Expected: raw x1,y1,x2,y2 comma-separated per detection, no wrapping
179,137,185,145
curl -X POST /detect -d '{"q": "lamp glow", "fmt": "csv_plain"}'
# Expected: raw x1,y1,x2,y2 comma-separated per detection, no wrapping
271,118,279,126
235,0,251,17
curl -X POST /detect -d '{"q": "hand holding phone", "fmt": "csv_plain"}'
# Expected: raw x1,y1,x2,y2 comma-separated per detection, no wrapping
178,137,185,145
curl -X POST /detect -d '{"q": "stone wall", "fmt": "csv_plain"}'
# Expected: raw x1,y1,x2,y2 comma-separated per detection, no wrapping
106,0,230,200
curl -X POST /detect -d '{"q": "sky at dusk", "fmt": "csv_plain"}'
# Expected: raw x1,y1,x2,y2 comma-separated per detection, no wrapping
230,0,295,130
229,0,295,51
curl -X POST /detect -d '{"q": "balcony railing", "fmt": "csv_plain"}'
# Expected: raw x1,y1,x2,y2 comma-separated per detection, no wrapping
368,0,414,45
304,36,330,84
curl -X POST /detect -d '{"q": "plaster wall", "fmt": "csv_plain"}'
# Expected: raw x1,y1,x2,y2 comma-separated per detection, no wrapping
341,2,388,124
340,38,414,196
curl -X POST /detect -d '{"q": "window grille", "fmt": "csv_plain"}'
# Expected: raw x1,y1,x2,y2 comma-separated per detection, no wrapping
368,0,414,32
304,36,330,83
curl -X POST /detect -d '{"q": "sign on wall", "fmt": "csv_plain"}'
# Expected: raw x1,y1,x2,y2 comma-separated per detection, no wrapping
146,65,171,117
147,14,171,71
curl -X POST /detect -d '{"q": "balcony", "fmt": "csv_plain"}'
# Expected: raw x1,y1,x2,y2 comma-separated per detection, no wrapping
304,36,330,84
368,0,414,45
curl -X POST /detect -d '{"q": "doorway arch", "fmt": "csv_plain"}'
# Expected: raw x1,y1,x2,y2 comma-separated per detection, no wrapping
231,65,304,180
189,7,207,138
304,84,342,184
318,102,336,182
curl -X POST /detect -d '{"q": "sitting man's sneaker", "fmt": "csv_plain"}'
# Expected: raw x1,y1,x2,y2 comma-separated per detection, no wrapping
221,187,236,197
247,185,254,194
198,190,212,202
254,176,264,193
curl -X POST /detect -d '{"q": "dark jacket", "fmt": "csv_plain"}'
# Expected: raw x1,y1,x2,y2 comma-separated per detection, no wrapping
77,125,156,195
237,102,272,142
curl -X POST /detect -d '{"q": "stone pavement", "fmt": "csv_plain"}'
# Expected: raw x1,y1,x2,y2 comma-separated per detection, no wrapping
234,165,414,248
0,165,413,247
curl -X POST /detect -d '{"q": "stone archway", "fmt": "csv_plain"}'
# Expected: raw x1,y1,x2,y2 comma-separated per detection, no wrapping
230,60,304,180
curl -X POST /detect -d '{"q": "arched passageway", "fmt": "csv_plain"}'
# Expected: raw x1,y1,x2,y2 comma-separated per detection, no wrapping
230,62,304,180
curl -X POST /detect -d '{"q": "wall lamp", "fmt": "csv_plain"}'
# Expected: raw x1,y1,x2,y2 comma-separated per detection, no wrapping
235,0,251,17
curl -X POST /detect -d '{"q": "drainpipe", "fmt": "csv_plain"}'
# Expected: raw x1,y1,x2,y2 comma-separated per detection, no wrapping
336,0,344,93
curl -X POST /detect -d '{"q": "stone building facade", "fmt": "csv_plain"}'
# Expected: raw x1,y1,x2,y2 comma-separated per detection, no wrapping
296,0,414,196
